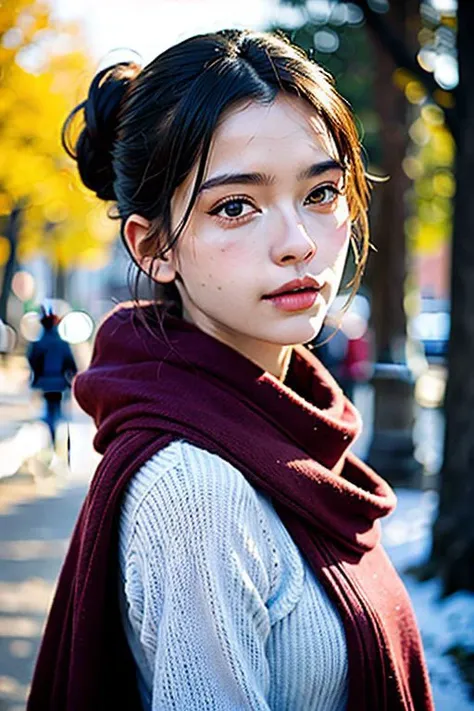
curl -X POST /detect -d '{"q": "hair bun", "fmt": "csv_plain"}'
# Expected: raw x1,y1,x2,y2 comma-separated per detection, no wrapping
62,62,141,201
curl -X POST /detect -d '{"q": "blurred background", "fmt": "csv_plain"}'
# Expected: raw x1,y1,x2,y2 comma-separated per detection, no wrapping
1,0,474,709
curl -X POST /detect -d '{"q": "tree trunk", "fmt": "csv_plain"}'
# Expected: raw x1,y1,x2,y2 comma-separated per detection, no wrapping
0,202,24,324
55,266,67,301
368,36,408,361
428,0,474,595
365,0,421,486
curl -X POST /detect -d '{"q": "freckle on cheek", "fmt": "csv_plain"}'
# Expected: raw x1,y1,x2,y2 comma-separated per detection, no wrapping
217,286,222,291
200,282,206,287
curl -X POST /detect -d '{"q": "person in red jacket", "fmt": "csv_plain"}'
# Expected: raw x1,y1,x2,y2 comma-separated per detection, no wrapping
339,312,373,400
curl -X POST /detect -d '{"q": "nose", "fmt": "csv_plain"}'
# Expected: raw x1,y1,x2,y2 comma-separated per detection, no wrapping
270,216,317,266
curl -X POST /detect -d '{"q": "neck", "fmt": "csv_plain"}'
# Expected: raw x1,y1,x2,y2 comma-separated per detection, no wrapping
181,306,293,381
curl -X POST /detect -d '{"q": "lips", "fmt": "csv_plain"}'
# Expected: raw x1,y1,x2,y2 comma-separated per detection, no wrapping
263,276,323,299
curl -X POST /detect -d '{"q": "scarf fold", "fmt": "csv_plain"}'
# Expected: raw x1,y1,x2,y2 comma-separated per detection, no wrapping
27,302,433,711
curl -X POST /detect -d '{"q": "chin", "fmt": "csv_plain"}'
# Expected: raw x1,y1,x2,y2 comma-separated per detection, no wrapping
267,315,325,347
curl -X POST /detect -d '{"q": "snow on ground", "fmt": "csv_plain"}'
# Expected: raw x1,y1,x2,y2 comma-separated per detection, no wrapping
383,488,474,710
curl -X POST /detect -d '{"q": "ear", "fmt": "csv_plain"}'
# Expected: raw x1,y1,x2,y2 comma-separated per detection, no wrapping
123,214,177,284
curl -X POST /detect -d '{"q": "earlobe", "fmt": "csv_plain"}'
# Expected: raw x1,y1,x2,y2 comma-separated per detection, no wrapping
124,214,177,284
141,255,176,284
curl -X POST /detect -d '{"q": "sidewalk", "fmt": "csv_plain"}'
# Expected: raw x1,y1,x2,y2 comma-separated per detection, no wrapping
0,479,90,710
0,356,97,483
0,414,98,710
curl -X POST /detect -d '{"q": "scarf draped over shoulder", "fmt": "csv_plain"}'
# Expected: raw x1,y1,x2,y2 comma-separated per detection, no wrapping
27,302,434,711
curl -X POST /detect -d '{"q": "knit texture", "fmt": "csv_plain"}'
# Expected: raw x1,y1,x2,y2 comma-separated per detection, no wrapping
118,440,349,710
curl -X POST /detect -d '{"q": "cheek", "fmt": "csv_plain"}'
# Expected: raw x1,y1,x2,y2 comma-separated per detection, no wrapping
183,223,259,268
332,200,351,248
333,234,351,275
334,221,351,259
177,232,252,297
314,216,351,269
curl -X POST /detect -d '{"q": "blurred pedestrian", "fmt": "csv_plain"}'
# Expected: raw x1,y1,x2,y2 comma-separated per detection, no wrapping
26,305,77,447
316,312,372,401
339,314,372,400
28,31,434,711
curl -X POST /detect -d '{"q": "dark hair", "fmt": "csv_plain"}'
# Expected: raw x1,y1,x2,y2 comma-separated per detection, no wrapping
62,29,371,314
39,305,59,331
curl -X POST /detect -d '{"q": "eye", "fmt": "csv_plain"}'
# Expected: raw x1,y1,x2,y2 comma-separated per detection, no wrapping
208,197,258,223
305,185,341,207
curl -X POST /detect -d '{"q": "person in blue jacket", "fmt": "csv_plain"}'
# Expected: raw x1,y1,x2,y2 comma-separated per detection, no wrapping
27,305,77,446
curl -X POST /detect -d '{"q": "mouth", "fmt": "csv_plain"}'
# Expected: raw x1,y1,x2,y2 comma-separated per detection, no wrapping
262,277,324,313
262,276,324,300
263,286,318,298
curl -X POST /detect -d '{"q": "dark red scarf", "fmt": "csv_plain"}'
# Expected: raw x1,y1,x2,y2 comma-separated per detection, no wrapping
27,302,433,711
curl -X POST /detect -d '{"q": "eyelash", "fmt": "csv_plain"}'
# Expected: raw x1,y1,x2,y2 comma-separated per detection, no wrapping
208,184,343,226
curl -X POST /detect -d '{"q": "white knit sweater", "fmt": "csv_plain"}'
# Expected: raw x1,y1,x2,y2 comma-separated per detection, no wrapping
118,440,348,710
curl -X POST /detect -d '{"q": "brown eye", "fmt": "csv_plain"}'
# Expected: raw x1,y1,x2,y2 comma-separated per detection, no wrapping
306,185,340,205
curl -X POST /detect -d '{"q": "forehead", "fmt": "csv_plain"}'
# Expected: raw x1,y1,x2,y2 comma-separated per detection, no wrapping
206,95,338,175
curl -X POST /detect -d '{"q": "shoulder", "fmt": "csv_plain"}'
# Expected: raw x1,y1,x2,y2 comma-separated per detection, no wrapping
93,300,154,342
119,440,281,596
119,440,308,626
121,439,268,528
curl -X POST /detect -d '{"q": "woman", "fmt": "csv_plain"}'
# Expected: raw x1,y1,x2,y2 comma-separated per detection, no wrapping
28,30,433,711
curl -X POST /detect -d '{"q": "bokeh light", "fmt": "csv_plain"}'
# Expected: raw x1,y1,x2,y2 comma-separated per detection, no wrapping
58,311,94,344
313,28,339,53
330,293,371,322
405,81,426,105
402,156,423,180
11,271,36,302
434,55,459,90
19,312,42,342
421,104,445,126
415,368,446,409
0,321,17,353
433,172,455,198
341,312,367,340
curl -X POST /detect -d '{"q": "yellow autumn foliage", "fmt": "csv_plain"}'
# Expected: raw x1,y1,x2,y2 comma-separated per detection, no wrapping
0,0,116,270
406,108,455,256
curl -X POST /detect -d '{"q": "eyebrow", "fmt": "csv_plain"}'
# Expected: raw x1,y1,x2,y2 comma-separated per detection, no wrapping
198,159,344,193
297,159,344,181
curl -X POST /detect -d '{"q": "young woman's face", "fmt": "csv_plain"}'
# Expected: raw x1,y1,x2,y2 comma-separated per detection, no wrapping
169,95,351,365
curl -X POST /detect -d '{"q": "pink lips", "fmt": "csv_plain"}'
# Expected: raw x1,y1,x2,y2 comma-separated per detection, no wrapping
263,276,323,298
262,276,323,312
